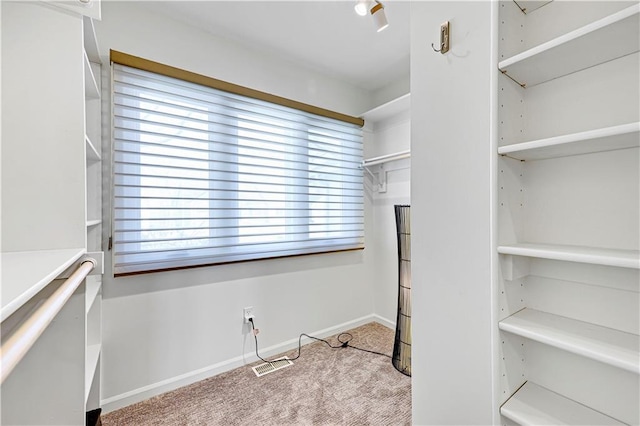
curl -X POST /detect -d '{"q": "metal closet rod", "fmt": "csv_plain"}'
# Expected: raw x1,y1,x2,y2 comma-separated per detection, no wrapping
0,258,97,384
362,150,411,167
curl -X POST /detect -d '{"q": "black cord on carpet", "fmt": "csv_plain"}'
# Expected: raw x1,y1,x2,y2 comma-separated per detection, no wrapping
248,318,392,366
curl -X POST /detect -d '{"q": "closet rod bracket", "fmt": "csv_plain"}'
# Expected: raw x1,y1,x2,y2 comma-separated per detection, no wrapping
57,251,105,279
361,163,388,193
376,164,388,193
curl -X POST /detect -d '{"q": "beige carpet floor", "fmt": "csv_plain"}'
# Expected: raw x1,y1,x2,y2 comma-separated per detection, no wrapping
102,322,411,425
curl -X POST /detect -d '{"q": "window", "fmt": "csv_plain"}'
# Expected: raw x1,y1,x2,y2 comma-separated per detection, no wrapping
111,57,364,276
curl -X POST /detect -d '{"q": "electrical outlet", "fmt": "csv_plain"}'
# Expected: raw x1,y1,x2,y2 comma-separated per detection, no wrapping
243,306,254,323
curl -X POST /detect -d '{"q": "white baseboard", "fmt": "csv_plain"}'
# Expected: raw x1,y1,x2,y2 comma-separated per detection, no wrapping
372,314,395,330
101,314,381,413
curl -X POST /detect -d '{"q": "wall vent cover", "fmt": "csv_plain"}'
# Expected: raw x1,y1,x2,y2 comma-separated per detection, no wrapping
251,357,293,377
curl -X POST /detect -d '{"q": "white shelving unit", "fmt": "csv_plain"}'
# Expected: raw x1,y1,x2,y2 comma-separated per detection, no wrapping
361,93,410,124
85,343,102,401
499,4,640,87
84,52,100,100
86,134,102,163
1,2,103,424
497,243,640,269
83,13,104,422
87,219,103,228
1,249,86,321
513,1,553,14
497,1,639,424
83,14,101,60
501,382,624,425
360,94,411,193
500,308,640,373
86,276,102,314
498,122,640,161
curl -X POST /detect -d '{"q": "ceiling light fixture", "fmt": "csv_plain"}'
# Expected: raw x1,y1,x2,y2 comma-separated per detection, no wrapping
370,1,389,32
355,0,389,32
354,0,370,16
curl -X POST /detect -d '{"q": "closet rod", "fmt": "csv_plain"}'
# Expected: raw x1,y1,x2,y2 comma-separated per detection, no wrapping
0,258,96,384
362,150,411,167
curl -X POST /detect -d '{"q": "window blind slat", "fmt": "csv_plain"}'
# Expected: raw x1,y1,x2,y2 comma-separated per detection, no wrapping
115,227,365,246
113,173,364,191
115,235,364,259
113,155,363,180
113,150,362,178
113,94,363,145
114,222,364,233
114,196,362,207
113,119,363,159
114,170,363,187
113,210,363,221
114,135,363,168
114,66,362,137
113,216,364,229
114,184,363,198
113,208,363,221
112,63,364,275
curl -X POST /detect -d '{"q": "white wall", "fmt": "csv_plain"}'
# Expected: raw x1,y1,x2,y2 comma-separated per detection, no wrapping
364,110,411,325
97,2,372,117
410,1,498,424
95,2,380,411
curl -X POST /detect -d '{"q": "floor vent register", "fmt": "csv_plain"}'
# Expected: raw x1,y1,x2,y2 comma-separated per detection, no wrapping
251,357,293,377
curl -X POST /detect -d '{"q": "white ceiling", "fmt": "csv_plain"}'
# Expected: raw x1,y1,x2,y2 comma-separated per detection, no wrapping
147,1,411,93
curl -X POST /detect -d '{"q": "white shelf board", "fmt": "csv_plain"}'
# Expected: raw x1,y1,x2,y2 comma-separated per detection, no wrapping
498,122,640,161
85,276,101,315
82,16,101,64
501,381,625,425
1,248,86,321
499,308,640,374
360,93,410,123
497,243,640,269
513,1,553,15
86,219,102,228
85,135,101,162
499,4,640,87
84,51,100,100
85,343,101,403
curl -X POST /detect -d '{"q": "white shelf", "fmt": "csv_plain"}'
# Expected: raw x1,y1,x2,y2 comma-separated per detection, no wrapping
84,15,102,415
85,276,101,314
498,243,640,269
85,134,101,162
513,1,552,15
84,51,100,100
85,343,101,403
499,308,640,374
82,16,101,63
498,122,640,161
501,381,625,425
360,93,410,123
499,4,640,87
1,248,86,321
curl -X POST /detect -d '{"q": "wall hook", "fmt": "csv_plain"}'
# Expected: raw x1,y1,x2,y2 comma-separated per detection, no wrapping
432,21,450,54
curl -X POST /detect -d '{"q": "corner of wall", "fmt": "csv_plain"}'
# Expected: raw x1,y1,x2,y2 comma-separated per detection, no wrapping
370,74,410,109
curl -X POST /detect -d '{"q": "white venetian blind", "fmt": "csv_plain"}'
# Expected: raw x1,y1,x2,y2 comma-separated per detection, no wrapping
112,63,364,275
